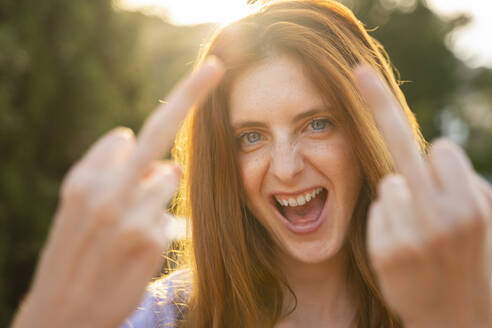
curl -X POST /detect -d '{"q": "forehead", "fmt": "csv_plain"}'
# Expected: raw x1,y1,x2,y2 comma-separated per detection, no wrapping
229,55,326,125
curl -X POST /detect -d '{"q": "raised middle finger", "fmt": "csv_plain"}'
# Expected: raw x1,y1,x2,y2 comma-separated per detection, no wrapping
353,65,435,205
119,57,225,193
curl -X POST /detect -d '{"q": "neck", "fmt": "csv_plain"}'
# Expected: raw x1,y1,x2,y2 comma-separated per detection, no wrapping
277,247,356,327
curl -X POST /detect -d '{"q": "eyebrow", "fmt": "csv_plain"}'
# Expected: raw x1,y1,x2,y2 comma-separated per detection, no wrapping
231,107,330,130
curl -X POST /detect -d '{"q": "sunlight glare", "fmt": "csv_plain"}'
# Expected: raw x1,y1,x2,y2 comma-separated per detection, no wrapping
116,0,256,26
116,0,492,68
426,0,492,68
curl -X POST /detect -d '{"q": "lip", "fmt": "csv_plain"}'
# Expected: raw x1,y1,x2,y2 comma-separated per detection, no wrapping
271,188,328,235
270,186,323,198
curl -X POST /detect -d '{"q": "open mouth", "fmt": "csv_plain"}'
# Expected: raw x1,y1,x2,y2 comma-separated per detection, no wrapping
271,187,328,234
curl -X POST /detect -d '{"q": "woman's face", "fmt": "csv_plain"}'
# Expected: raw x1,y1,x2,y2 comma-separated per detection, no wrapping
229,55,363,263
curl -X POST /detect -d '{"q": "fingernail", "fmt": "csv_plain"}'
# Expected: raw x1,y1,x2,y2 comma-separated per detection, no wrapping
113,127,134,140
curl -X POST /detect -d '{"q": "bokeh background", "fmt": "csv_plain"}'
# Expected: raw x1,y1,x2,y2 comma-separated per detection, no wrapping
1,0,491,325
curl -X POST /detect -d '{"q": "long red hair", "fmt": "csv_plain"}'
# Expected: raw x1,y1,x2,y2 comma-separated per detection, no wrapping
171,1,427,327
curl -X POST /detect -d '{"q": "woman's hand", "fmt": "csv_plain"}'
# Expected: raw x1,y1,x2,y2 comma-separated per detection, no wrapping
354,66,492,328
11,57,224,328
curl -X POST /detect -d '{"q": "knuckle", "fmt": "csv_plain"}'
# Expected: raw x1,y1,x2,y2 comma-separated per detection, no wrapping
462,213,487,239
378,175,409,200
120,224,161,251
87,197,120,228
372,243,423,273
449,201,486,234
379,175,398,193
142,236,163,254
455,201,477,220
424,226,457,251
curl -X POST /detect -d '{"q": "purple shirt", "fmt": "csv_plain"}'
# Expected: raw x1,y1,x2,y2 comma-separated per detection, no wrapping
119,270,191,328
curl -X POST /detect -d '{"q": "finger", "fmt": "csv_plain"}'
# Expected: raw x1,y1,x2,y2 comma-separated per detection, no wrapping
62,128,135,196
78,127,135,170
122,57,224,189
467,174,492,321
429,142,490,293
138,161,182,209
141,160,182,181
473,174,492,279
379,174,419,240
473,173,492,207
57,128,136,243
428,139,474,200
158,212,187,242
430,140,490,233
124,162,181,228
367,200,392,266
100,163,181,277
353,65,434,199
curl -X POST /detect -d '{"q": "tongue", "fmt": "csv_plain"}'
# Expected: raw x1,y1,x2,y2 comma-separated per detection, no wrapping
282,193,324,224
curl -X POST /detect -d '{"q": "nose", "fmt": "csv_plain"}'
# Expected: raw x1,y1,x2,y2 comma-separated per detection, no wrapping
269,138,304,183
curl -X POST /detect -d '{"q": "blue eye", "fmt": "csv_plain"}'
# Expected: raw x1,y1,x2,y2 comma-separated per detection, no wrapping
309,118,331,131
246,132,261,143
239,131,262,145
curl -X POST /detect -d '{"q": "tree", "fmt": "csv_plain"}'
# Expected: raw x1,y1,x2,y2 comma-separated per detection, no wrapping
0,0,213,324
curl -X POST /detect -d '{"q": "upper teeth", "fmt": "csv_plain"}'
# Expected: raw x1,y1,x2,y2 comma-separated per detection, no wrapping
275,187,323,207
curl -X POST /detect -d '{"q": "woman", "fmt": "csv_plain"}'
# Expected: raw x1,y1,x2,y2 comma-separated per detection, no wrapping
11,0,492,327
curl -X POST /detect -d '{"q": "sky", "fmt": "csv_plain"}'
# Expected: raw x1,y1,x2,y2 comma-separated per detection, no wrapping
115,0,492,68
424,0,492,68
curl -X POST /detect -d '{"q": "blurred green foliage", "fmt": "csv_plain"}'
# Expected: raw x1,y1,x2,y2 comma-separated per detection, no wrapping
1,0,491,325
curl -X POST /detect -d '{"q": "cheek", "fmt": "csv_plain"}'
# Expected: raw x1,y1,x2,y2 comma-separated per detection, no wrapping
238,149,270,199
303,138,362,201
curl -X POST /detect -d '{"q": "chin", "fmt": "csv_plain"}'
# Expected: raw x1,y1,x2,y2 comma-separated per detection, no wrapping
278,233,345,264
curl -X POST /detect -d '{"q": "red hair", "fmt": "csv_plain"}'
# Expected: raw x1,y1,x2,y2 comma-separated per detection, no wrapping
171,1,427,327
